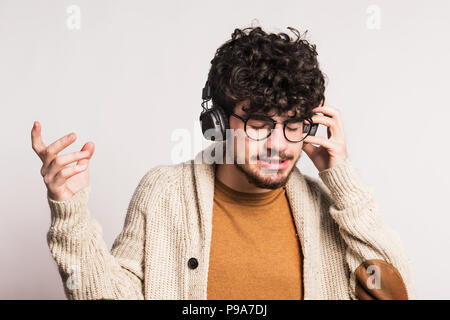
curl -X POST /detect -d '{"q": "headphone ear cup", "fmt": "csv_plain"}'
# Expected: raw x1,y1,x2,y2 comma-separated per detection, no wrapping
214,105,229,132
199,105,229,141
309,123,319,136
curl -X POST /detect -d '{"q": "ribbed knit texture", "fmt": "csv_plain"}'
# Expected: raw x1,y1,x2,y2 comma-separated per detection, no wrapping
46,142,416,299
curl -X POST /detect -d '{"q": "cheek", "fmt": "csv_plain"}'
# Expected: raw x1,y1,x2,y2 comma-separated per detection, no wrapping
293,144,303,158
286,143,302,158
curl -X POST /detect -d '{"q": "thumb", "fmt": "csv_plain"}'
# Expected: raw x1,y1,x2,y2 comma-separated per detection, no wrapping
302,142,318,158
77,141,95,166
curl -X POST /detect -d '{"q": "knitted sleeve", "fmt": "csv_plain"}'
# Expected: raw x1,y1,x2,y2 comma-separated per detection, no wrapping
46,169,160,300
318,158,417,300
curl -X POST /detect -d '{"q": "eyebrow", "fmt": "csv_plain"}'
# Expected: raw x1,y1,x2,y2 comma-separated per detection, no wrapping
242,104,301,118
249,112,303,120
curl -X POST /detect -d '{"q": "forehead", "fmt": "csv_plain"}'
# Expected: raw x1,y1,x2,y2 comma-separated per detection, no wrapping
236,101,301,119
264,108,299,118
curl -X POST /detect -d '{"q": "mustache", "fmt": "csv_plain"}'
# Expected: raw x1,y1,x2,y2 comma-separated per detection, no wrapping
251,150,294,161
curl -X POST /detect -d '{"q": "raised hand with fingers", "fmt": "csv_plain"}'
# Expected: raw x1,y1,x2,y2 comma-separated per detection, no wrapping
302,99,349,172
31,121,95,201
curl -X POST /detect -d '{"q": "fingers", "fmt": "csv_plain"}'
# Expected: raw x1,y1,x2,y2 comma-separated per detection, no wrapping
42,141,95,189
313,104,341,118
45,150,91,179
42,132,77,170
311,103,345,141
311,114,334,128
302,141,320,156
76,141,95,167
52,164,88,188
303,135,333,150
31,121,47,160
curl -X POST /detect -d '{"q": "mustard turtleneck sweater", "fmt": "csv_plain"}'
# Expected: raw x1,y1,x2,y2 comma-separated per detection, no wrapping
207,178,303,300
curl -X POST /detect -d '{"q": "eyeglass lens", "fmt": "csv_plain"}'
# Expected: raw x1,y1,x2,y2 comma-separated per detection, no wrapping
245,116,311,142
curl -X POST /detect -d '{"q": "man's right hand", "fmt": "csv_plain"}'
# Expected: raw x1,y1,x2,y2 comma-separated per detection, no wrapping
31,121,95,201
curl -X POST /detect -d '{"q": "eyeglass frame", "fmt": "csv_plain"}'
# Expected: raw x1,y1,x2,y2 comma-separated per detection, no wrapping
229,111,314,143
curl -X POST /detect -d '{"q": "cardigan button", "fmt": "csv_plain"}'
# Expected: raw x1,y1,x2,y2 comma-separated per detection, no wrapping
188,257,199,269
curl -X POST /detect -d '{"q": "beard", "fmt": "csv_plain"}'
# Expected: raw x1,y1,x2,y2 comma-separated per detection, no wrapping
234,153,300,190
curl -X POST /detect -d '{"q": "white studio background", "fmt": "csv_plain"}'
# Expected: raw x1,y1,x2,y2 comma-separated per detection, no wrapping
0,0,449,299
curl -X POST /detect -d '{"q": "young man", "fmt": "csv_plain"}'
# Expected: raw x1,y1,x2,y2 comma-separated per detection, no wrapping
32,26,415,300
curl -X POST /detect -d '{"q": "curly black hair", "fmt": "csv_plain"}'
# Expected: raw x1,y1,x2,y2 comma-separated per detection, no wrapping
207,26,326,120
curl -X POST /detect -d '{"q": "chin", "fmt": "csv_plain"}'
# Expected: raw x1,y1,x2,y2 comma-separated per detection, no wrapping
236,163,292,190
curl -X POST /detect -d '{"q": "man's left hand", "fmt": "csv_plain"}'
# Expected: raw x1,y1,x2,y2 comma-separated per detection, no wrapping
302,100,349,172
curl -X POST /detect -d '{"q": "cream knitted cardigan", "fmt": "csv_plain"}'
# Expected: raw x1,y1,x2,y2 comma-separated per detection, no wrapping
46,143,416,300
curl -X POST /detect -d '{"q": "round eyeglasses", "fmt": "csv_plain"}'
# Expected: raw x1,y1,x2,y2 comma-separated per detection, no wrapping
230,112,314,143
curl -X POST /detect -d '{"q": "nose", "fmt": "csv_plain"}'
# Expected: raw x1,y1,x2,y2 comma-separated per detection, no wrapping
265,124,288,154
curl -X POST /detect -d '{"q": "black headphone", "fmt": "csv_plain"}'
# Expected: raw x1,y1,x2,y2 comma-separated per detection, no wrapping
199,80,318,141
